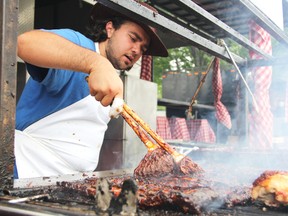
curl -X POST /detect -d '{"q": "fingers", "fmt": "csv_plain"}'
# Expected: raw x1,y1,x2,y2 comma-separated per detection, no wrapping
90,90,114,107
99,94,115,107
86,69,123,106
88,83,123,107
94,92,104,103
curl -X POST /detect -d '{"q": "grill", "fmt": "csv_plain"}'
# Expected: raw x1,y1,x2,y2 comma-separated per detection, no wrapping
1,182,288,216
1,146,288,216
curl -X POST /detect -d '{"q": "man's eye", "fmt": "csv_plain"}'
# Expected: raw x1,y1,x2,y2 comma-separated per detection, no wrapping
129,35,137,42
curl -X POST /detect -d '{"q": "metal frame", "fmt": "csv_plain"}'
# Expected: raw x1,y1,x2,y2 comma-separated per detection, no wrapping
96,0,245,63
151,0,273,59
95,0,288,64
0,0,19,188
239,0,288,46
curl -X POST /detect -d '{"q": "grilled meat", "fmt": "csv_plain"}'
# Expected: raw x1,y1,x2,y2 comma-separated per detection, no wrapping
54,172,255,214
122,103,204,176
54,144,256,214
134,148,175,178
251,170,288,207
134,146,203,178
136,175,218,214
222,186,252,207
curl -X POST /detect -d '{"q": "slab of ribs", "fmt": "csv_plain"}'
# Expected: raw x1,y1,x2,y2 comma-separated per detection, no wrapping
55,147,253,215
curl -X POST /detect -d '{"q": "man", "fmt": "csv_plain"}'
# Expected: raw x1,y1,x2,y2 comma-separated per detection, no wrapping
15,1,168,179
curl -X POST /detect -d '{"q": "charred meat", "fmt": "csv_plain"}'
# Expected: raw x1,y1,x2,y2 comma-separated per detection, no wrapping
252,170,288,207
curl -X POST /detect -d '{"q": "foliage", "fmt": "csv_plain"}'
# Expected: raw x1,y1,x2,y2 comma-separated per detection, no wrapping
153,41,248,98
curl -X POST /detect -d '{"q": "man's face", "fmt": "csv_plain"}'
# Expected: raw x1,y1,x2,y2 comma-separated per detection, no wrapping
105,21,150,71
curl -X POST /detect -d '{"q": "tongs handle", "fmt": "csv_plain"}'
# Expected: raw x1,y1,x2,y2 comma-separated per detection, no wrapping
121,109,158,151
85,76,183,160
122,103,184,162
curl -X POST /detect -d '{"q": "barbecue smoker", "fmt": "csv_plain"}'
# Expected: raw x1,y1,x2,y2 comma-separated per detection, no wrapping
2,0,288,215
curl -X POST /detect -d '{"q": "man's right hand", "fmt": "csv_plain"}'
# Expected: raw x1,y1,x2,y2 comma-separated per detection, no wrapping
87,57,123,107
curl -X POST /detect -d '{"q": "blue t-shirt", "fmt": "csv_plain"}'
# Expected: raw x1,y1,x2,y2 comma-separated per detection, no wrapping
14,29,111,179
16,29,95,130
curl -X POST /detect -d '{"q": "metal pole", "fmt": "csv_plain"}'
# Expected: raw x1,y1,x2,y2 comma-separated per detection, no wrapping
220,39,259,113
0,0,19,189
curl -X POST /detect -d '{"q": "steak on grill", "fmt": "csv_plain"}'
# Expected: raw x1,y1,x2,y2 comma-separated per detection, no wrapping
134,147,203,178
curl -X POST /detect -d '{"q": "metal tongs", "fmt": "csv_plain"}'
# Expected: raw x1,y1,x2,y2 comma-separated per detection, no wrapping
86,76,201,174
219,39,259,113
109,98,185,162
120,103,185,161
117,102,203,175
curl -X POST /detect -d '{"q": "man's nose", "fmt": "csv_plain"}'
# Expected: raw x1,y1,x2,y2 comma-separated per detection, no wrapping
132,43,142,55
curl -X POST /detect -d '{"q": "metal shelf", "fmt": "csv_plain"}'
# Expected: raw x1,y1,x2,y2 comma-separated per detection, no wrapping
158,98,215,110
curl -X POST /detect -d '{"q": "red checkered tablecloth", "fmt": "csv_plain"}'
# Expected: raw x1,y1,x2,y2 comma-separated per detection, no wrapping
212,57,232,129
186,119,216,143
168,117,191,141
156,117,216,143
140,55,152,81
249,20,273,149
156,116,172,140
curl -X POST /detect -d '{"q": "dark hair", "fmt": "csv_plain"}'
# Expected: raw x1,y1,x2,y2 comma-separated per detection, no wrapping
86,16,127,42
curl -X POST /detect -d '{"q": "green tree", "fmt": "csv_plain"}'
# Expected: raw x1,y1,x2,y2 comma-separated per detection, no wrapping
153,41,248,99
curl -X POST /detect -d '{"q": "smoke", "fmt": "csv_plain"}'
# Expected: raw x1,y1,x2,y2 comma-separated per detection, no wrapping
188,145,288,188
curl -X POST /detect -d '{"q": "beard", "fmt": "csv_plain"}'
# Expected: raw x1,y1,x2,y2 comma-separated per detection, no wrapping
105,38,133,71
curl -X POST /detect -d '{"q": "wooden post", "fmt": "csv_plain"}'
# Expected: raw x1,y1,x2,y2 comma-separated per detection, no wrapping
0,0,19,189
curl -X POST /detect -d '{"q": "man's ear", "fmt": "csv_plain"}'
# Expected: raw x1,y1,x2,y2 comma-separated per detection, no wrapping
105,21,114,39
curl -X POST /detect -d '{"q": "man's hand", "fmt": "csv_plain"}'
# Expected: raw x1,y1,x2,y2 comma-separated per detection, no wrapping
87,57,123,107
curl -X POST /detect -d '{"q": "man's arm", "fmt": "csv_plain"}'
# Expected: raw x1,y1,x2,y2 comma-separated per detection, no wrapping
17,30,123,106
